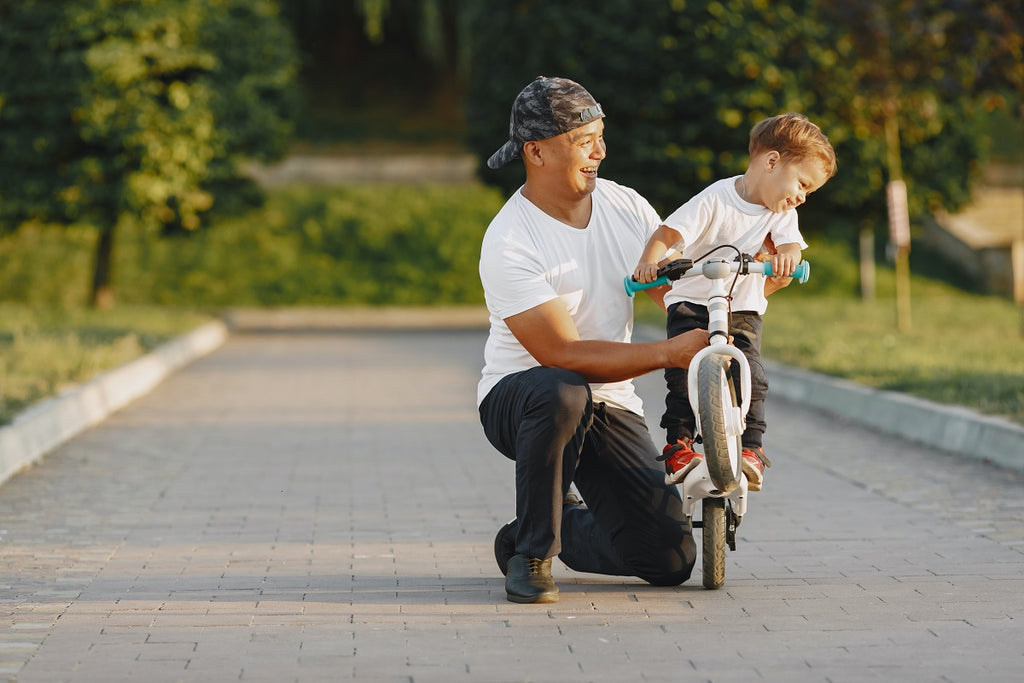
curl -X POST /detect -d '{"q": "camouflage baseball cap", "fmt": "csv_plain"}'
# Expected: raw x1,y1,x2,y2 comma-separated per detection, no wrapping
486,76,605,170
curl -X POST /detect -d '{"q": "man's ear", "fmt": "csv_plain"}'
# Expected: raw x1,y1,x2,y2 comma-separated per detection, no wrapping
522,140,544,166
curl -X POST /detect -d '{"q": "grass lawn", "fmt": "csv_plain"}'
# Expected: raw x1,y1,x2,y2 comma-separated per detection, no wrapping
0,305,211,425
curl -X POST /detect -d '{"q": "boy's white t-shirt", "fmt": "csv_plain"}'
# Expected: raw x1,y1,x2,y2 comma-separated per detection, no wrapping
478,178,661,415
662,175,807,315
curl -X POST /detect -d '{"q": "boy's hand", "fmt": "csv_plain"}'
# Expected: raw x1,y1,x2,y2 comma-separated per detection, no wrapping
632,261,660,284
770,251,799,278
755,249,793,296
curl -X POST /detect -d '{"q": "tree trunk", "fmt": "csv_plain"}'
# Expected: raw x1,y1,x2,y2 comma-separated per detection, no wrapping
91,226,115,309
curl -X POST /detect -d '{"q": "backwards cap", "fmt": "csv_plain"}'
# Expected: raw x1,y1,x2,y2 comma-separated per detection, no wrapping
486,76,604,170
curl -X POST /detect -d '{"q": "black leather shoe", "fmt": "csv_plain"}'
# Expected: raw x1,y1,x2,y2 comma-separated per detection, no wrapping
494,492,583,577
505,554,558,604
494,518,518,576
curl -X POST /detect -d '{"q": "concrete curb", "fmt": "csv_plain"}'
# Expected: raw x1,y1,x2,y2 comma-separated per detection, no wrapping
635,324,1024,473
0,319,229,486
764,360,1024,472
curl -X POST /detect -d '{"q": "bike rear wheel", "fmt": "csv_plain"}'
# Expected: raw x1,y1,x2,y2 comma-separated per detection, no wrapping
696,353,743,493
701,497,726,589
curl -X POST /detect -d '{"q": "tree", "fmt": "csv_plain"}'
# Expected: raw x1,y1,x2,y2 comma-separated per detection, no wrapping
465,0,832,215
0,0,298,307
464,0,1022,225
814,0,1023,219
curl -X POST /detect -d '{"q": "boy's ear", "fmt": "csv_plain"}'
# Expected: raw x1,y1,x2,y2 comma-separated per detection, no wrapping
765,150,781,172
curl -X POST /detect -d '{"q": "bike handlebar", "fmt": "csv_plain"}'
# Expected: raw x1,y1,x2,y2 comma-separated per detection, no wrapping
762,259,810,282
623,257,810,298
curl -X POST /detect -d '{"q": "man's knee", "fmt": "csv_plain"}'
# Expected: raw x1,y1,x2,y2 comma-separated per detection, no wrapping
530,368,592,422
642,566,693,587
627,533,696,586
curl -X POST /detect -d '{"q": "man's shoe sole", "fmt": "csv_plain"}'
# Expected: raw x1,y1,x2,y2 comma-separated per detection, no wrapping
506,590,558,604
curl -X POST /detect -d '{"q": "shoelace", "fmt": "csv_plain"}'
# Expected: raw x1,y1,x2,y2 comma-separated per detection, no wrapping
525,558,548,574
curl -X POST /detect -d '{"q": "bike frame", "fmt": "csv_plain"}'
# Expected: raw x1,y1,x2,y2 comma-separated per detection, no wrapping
679,258,753,520
625,254,810,520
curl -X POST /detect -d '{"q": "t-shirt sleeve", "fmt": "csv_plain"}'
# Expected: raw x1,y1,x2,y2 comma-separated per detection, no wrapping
769,211,808,250
479,233,559,320
635,191,663,240
661,194,713,249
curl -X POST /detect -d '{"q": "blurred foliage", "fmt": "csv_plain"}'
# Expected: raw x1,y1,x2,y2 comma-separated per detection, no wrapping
281,0,468,146
464,0,1023,231
0,184,503,308
0,0,299,302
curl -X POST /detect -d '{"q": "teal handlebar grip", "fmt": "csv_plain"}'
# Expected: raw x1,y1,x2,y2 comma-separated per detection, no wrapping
623,274,670,298
762,259,810,284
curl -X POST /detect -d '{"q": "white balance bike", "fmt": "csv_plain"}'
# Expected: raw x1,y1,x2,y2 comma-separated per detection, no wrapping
625,249,809,588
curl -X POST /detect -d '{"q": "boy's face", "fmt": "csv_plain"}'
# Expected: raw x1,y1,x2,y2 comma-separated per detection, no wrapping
758,154,830,213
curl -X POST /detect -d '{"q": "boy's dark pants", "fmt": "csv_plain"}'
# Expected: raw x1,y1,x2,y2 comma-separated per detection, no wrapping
661,302,767,449
479,366,696,586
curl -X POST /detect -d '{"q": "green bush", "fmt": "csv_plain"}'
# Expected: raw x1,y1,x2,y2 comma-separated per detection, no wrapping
0,183,505,308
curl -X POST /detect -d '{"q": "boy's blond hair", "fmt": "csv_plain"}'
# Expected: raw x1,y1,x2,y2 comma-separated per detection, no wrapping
750,113,837,179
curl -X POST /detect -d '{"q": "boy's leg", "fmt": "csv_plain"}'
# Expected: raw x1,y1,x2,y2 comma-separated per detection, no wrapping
661,302,708,443
730,311,770,489
729,311,766,448
560,404,696,585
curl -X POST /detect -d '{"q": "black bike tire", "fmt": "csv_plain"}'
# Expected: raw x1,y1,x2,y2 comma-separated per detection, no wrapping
697,353,742,492
702,497,726,589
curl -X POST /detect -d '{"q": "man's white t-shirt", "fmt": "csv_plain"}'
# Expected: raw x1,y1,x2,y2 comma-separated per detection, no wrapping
662,175,807,315
478,178,661,415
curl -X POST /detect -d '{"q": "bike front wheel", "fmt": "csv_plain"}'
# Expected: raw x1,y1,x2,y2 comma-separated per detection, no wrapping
697,353,743,493
701,497,726,589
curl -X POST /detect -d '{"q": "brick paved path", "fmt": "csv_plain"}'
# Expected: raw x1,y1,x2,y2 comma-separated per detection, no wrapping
1,328,1022,682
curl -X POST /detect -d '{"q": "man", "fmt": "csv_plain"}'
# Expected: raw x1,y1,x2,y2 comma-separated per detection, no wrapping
477,76,708,604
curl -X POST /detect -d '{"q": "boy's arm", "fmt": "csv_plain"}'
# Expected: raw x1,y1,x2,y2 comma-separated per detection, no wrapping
633,224,683,284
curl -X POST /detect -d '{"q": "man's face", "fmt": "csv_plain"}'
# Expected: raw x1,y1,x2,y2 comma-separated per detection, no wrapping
534,118,606,197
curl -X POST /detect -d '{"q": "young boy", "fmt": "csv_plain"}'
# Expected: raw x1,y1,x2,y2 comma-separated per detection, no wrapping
632,112,837,491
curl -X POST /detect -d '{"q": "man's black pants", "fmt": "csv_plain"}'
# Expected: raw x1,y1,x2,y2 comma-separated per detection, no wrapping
479,366,696,586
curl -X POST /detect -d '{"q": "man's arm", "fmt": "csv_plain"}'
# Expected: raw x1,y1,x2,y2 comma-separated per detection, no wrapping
505,299,707,383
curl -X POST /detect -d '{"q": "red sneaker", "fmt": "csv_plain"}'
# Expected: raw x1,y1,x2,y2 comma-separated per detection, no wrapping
742,446,769,491
659,439,702,485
